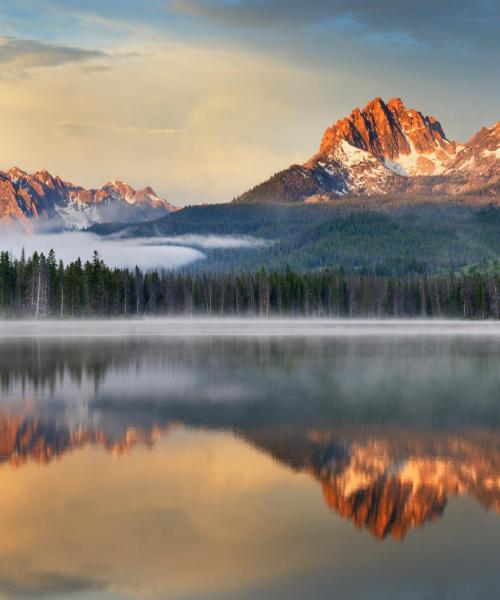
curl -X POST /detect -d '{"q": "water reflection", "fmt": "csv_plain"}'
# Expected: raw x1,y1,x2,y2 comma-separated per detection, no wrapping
0,330,499,598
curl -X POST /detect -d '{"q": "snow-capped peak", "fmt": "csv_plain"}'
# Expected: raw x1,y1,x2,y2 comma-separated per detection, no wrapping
0,168,177,230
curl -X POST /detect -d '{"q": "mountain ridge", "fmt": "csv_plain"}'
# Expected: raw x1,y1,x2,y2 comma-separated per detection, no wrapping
235,97,499,204
0,167,176,230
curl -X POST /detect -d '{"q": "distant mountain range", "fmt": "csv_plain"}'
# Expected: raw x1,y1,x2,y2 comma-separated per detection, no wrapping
236,97,499,203
0,96,498,247
0,167,176,230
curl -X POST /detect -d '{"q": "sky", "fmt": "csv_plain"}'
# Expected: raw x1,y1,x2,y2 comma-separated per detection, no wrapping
0,0,498,206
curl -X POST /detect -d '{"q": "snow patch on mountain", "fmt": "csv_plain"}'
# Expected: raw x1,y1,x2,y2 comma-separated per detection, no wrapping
337,140,373,167
382,158,408,177
0,169,177,230
484,148,500,159
55,202,100,230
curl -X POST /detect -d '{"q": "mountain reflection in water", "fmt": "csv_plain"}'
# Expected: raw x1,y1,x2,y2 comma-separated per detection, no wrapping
0,329,499,599
2,417,498,541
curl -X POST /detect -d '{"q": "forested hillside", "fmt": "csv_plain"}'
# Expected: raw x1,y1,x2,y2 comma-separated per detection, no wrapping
92,201,500,275
0,250,497,319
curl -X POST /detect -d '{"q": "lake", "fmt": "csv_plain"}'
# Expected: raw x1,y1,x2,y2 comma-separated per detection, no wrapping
0,320,499,599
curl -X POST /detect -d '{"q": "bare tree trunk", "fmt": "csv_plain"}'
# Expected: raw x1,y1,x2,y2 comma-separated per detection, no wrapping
35,271,41,320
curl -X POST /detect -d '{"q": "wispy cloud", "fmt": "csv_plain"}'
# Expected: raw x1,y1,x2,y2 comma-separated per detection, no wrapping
77,64,112,74
0,1,497,206
52,121,180,138
0,570,105,599
170,0,500,49
0,36,108,76
138,234,271,249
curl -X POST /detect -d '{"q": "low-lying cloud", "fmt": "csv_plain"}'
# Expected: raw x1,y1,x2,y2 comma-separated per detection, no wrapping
0,232,268,269
0,232,203,269
137,234,271,249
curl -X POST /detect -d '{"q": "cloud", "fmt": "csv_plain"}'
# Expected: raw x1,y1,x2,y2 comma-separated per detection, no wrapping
52,120,180,137
170,0,500,48
77,63,112,74
169,0,347,27
137,234,271,249
0,571,105,598
0,36,108,76
0,232,206,269
0,232,270,270
0,4,497,206
0,40,320,204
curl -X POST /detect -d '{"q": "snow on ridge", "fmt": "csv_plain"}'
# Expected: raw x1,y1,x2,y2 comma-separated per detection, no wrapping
55,202,100,231
382,158,408,177
454,156,476,171
483,148,500,159
336,139,453,179
338,140,374,167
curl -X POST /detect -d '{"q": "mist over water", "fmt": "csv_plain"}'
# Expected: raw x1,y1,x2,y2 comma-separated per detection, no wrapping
0,321,499,599
1,318,500,338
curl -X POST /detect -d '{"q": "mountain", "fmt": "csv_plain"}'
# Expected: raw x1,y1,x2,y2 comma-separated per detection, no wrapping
441,122,500,195
235,97,499,203
0,167,176,230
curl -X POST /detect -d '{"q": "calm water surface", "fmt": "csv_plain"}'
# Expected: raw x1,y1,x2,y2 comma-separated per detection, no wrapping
0,320,499,600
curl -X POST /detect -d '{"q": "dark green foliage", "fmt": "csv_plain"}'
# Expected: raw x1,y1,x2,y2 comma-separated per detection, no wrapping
89,202,500,275
0,250,497,319
232,164,337,204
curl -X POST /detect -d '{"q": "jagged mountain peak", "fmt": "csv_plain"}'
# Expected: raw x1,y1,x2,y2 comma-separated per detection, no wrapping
33,169,61,189
100,180,169,207
0,167,176,230
441,120,500,195
467,121,499,145
316,96,455,173
103,179,133,191
235,97,499,204
7,166,29,180
142,185,157,196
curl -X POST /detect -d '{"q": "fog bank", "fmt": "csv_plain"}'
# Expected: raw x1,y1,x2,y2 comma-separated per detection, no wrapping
134,234,271,249
0,232,268,269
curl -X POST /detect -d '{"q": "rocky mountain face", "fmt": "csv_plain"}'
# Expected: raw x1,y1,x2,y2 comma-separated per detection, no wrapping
235,97,499,203
0,167,176,230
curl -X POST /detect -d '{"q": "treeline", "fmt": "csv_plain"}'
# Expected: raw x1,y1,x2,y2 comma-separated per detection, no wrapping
0,250,498,319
